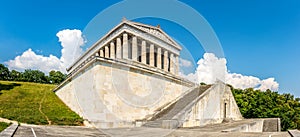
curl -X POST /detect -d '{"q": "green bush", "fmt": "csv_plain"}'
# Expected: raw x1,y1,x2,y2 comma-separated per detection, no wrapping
230,85,300,131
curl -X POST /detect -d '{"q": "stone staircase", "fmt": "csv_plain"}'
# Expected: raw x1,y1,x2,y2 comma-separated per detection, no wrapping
142,85,211,128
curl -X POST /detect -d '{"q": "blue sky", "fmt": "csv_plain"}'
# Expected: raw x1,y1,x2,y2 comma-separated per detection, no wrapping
0,0,299,96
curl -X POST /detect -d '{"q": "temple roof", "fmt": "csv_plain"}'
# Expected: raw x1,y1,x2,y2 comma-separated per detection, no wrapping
66,19,182,73
123,19,182,50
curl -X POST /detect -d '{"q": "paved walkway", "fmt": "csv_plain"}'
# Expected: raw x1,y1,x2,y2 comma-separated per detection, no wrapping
12,124,291,137
0,123,18,137
168,130,290,137
102,126,290,137
10,119,293,137
102,127,175,137
13,125,108,137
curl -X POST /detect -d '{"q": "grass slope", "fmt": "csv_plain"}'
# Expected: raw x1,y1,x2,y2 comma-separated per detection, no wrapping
0,81,83,126
0,122,11,132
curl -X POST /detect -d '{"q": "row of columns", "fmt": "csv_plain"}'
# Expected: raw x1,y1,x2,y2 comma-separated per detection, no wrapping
98,33,179,75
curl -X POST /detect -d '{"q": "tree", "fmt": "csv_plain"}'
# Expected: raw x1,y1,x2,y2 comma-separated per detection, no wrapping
0,64,10,80
0,64,67,84
9,70,21,81
49,70,66,84
232,87,300,131
21,69,49,83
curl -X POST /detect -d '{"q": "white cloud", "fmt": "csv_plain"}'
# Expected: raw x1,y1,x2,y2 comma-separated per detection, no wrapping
56,29,85,68
258,78,279,91
5,29,85,74
196,53,227,84
179,71,198,84
179,58,192,68
183,53,279,91
225,73,261,89
5,48,63,73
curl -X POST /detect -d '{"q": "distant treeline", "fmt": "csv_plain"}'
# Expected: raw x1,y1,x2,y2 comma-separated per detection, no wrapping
0,64,66,84
230,85,300,131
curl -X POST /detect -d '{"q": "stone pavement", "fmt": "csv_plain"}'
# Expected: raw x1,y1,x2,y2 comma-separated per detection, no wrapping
168,130,290,137
8,119,294,137
288,130,300,137
103,127,290,137
179,119,267,132
102,127,174,137
11,124,292,137
0,123,18,137
13,124,108,137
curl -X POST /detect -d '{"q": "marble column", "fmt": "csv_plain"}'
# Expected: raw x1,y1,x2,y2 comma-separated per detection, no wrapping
122,33,128,59
175,56,180,75
150,44,155,66
110,42,115,59
164,50,169,71
132,36,137,61
141,40,147,64
104,46,109,58
170,53,174,73
100,49,104,57
157,47,162,69
116,38,121,59
95,52,99,57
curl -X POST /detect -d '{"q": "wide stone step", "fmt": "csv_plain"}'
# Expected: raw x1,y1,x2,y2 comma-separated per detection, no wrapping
142,85,211,128
143,122,162,128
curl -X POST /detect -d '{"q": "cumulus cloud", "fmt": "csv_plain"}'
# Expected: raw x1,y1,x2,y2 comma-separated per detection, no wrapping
5,29,84,74
225,73,260,89
179,71,198,84
56,29,85,68
182,53,279,91
196,53,227,84
258,78,279,91
179,58,192,68
5,49,63,73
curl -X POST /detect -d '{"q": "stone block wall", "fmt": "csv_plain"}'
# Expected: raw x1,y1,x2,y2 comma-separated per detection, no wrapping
55,58,192,128
182,82,243,127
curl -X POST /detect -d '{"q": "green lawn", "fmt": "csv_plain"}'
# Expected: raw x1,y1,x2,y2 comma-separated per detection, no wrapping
0,81,83,126
0,122,11,132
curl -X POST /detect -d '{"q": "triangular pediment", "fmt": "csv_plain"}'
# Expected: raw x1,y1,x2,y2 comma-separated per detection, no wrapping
125,20,182,50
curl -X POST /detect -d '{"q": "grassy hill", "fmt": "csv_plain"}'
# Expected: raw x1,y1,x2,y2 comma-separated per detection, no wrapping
0,81,83,126
0,122,10,132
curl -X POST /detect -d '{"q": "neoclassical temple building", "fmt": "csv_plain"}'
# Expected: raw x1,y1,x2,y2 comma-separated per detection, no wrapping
54,19,243,129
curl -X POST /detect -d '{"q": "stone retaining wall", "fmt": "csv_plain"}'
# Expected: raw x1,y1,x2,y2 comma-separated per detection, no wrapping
55,58,193,128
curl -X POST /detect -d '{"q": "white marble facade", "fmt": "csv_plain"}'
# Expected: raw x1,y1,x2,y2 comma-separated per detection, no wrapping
66,19,181,76
98,32,180,75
